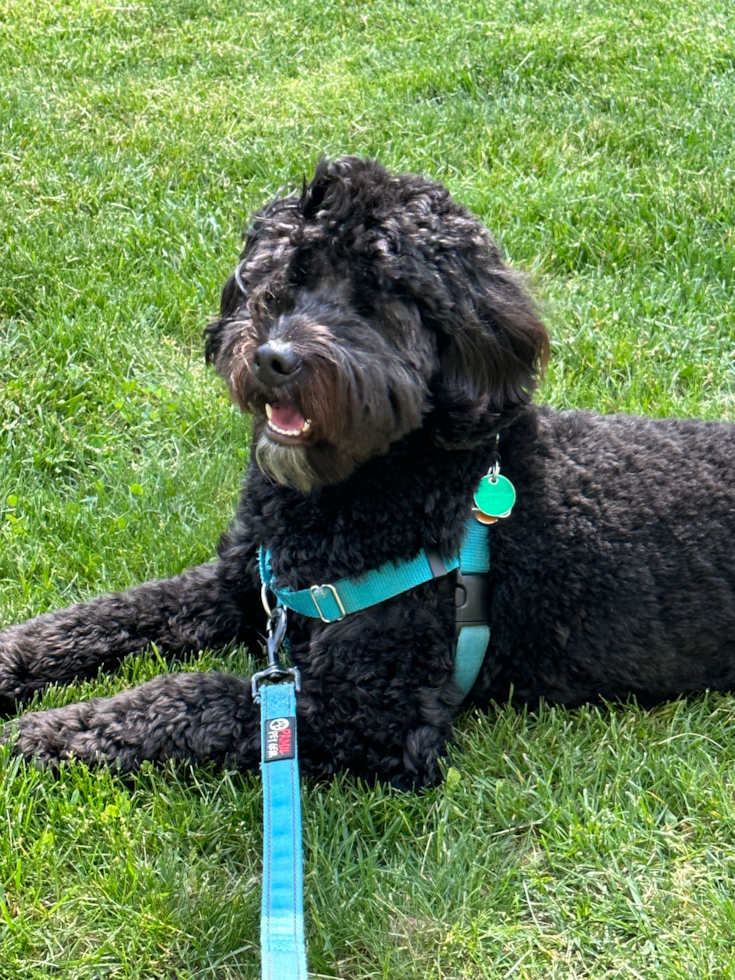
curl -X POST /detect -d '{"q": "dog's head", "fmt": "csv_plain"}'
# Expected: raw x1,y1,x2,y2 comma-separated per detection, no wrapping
205,156,549,492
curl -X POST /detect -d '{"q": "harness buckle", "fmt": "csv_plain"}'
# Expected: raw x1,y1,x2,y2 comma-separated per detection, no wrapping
454,569,490,640
309,583,346,623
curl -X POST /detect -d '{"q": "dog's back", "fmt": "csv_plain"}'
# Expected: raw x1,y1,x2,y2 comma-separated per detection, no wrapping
480,405,735,707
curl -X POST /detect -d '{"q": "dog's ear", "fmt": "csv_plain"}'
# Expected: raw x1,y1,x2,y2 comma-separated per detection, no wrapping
433,256,549,412
204,272,242,365
399,234,549,414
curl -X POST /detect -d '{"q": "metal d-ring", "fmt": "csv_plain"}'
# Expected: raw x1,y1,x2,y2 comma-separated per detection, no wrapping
261,582,276,618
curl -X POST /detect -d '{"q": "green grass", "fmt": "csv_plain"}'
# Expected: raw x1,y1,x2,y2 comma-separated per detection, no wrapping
1,0,734,975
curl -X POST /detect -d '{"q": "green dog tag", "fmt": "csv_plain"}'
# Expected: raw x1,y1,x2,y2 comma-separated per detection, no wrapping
474,473,516,519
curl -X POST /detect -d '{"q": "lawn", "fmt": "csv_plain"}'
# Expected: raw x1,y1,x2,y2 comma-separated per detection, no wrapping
1,0,734,976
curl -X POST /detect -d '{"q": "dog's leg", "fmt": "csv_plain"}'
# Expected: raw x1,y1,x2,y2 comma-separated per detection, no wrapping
293,629,461,789
8,669,454,784
6,645,458,783
0,560,260,711
7,670,259,770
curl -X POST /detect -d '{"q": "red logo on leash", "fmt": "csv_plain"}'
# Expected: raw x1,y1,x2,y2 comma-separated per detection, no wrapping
264,716,296,761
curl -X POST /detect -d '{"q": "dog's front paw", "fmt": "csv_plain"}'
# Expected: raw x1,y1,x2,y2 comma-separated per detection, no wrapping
4,671,261,772
0,632,37,715
6,700,104,768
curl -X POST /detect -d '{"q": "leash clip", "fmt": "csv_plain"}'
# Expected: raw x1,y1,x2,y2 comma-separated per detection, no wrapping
266,604,289,661
252,605,301,702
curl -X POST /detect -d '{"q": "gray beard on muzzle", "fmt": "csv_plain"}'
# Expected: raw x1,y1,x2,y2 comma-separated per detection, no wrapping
255,434,320,493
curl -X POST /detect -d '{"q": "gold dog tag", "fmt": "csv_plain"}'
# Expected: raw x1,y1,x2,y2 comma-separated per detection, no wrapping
472,508,499,525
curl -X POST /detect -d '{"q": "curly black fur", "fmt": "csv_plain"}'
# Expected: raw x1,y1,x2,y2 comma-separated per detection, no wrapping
3,156,735,789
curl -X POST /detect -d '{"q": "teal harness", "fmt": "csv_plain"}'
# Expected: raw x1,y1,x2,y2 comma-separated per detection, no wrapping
258,515,491,697
252,515,492,980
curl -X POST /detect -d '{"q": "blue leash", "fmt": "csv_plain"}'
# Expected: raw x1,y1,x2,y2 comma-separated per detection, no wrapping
253,608,308,980
253,517,492,978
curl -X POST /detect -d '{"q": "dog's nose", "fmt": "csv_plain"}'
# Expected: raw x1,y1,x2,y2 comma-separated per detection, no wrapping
253,343,302,386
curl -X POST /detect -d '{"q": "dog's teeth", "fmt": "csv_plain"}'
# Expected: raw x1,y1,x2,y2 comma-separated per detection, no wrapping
269,422,309,436
266,412,312,437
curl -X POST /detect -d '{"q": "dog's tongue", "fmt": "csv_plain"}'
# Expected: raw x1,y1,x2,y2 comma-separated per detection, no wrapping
271,402,306,431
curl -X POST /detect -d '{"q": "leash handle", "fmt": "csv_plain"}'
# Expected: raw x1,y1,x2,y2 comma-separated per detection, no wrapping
259,681,308,980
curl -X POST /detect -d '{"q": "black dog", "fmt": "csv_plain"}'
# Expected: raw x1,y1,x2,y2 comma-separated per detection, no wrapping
3,156,735,789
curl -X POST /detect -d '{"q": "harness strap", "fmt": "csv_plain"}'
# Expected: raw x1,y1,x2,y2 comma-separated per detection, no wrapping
260,545,458,623
452,518,491,696
453,625,491,696
259,682,307,980
458,516,491,573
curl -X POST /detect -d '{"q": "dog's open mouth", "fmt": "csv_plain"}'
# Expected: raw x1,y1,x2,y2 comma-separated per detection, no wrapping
264,402,313,443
